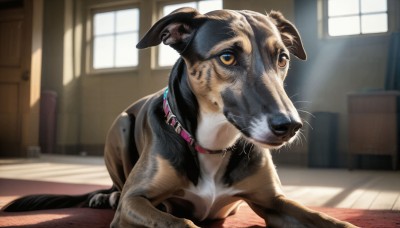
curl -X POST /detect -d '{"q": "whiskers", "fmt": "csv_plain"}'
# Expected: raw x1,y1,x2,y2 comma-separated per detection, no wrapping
300,117,313,130
295,99,314,131
271,128,306,155
297,109,315,118
241,139,254,159
274,105,312,153
292,128,307,147
292,103,313,147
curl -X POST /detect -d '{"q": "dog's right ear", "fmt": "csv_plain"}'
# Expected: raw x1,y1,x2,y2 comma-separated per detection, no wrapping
136,7,206,53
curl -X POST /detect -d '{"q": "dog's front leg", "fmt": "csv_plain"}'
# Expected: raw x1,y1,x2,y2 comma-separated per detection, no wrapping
111,196,198,228
268,195,359,228
110,154,199,228
248,195,358,228
236,154,358,228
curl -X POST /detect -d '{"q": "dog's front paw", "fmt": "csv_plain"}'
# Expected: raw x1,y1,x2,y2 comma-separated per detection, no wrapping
89,193,110,209
182,219,201,228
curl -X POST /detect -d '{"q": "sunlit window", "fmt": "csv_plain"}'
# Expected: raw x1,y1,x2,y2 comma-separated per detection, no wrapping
328,0,388,36
92,8,139,70
158,0,222,67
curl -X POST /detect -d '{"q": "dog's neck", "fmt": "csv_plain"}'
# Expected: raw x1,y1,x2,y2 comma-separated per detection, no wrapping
196,111,240,151
167,58,240,152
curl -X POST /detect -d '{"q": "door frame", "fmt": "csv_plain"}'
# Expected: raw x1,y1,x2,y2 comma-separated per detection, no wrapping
0,0,43,157
22,0,43,157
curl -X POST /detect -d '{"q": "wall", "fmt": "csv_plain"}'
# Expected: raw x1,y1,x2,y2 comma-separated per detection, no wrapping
42,0,81,153
224,0,294,21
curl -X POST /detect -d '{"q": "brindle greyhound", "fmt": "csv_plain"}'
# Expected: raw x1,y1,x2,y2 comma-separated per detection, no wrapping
3,8,357,228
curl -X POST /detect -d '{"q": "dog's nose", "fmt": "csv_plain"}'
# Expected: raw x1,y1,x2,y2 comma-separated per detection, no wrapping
269,115,302,139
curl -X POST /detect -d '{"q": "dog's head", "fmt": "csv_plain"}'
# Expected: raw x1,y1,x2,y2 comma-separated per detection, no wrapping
137,8,306,149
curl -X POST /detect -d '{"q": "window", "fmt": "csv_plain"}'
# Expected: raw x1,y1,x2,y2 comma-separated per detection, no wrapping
92,8,139,70
158,0,222,67
327,0,388,36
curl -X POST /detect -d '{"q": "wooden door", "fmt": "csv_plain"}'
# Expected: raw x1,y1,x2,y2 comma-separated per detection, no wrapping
0,0,41,157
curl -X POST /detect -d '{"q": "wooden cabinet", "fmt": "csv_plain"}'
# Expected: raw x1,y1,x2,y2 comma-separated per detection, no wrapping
348,91,400,170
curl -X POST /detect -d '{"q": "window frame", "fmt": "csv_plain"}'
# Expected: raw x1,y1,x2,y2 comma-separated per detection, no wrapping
322,0,391,38
153,0,222,69
88,3,140,74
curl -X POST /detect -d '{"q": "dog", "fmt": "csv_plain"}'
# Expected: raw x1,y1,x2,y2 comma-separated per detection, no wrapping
3,7,357,228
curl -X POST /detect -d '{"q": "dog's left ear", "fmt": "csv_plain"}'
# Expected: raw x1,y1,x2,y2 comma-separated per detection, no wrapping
269,11,307,60
136,7,206,53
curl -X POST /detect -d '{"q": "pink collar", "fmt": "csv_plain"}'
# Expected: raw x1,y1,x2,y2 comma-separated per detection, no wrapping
162,88,224,154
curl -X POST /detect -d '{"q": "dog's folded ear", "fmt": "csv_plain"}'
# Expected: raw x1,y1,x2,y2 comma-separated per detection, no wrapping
136,7,206,53
269,11,307,60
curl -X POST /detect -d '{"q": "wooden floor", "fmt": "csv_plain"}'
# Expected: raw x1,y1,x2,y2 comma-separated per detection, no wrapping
0,154,399,210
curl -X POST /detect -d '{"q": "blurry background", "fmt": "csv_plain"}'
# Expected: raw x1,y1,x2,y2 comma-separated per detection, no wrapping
0,0,399,170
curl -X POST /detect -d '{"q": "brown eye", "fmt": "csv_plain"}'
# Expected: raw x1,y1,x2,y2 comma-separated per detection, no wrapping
278,53,289,68
219,53,236,66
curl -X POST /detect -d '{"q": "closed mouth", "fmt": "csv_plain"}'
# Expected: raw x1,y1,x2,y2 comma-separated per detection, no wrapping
253,139,284,147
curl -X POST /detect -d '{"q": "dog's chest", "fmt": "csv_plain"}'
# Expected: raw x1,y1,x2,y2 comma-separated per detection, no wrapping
179,153,242,221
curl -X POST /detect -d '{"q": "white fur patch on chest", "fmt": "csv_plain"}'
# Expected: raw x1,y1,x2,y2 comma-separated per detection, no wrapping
196,112,240,151
180,153,242,221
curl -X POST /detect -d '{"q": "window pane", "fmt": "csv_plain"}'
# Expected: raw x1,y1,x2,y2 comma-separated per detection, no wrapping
328,16,360,36
328,0,359,16
116,9,139,33
361,0,387,13
94,36,114,69
198,0,223,14
94,12,114,35
361,13,388,34
163,2,197,16
116,33,138,67
158,44,180,67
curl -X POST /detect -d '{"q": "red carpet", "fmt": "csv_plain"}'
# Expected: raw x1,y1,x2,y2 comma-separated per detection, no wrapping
0,178,399,227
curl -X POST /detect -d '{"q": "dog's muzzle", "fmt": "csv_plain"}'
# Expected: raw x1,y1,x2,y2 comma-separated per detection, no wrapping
245,113,302,147
222,89,302,148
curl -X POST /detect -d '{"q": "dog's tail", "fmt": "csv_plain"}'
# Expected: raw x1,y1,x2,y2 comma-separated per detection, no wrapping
2,187,115,212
